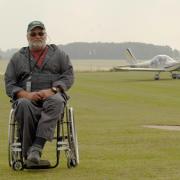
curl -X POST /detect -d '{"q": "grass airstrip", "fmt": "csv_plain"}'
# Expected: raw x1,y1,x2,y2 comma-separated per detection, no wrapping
1,71,180,179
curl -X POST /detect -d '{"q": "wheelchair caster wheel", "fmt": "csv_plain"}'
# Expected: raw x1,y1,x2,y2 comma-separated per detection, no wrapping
12,160,23,171
67,158,76,168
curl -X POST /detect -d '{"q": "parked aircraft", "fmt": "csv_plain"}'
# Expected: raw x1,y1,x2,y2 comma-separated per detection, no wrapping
112,48,180,80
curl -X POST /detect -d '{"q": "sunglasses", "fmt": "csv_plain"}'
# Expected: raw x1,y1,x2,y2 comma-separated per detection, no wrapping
29,32,45,37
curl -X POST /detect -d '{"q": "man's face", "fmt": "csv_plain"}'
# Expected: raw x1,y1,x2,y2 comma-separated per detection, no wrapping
27,27,47,50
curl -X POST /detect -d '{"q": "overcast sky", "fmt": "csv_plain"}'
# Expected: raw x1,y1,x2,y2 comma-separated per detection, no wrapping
0,0,180,51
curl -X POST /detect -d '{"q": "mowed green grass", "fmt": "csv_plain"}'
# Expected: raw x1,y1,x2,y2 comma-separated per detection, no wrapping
1,72,180,179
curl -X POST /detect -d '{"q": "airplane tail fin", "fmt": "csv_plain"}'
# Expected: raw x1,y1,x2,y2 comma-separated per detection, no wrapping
124,48,137,65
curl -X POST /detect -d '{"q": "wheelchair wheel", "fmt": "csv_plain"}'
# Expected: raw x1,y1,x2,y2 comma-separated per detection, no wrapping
12,160,23,171
8,109,15,167
66,107,79,168
66,151,76,168
8,109,23,170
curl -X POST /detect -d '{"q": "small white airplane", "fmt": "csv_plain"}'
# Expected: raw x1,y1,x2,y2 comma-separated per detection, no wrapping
113,48,180,80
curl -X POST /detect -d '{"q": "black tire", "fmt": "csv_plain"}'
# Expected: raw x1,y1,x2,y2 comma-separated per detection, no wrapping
12,160,23,171
67,159,76,169
66,151,76,168
172,74,177,79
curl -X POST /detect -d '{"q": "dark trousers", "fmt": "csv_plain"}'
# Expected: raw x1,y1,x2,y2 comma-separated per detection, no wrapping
14,93,65,157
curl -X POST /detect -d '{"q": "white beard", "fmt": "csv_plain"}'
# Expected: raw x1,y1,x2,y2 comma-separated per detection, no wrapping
29,40,46,51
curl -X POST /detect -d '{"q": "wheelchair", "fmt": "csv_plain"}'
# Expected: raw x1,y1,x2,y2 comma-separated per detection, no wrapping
8,103,79,170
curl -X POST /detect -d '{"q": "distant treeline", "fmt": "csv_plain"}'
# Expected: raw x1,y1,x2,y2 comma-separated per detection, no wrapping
0,42,180,60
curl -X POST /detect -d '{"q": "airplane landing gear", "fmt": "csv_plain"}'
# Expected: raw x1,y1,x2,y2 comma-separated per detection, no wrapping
172,73,177,79
154,73,160,80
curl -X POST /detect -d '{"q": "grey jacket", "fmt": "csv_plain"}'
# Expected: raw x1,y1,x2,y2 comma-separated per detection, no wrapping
4,44,74,99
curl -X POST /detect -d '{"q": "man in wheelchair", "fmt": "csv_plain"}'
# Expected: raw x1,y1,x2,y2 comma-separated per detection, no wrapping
4,21,74,166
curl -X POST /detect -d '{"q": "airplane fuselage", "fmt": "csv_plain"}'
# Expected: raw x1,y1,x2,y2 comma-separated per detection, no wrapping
112,49,180,80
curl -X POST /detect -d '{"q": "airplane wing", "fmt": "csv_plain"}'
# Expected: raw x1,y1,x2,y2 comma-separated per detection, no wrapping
164,63,180,71
112,66,165,72
113,63,180,72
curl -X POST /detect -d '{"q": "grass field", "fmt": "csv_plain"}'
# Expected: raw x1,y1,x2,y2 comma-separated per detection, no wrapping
1,72,180,179
0,59,125,74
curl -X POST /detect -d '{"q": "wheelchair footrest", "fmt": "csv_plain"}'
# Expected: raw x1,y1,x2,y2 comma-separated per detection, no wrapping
24,160,51,169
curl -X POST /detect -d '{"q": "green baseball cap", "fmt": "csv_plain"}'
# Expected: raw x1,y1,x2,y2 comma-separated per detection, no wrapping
27,21,45,32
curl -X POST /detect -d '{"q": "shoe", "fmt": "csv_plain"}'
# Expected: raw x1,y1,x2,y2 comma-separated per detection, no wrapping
27,145,42,164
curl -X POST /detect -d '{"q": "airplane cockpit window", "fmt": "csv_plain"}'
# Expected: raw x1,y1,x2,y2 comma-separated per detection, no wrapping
151,55,175,67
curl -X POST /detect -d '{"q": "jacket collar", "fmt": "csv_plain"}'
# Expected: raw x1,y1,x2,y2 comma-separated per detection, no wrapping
19,44,58,70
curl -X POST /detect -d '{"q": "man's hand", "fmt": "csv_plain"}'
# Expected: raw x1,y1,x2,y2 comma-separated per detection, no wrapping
38,89,55,100
16,89,55,101
26,92,43,101
16,90,43,101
